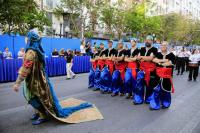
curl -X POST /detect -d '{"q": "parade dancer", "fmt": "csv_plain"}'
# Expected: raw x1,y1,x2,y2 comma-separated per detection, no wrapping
150,41,175,110
124,40,139,99
100,40,117,93
88,47,98,88
13,30,92,125
111,42,127,97
93,43,105,91
134,35,157,104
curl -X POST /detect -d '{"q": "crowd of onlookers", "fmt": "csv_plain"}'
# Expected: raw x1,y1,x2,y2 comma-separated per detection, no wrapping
170,46,200,81
1,42,200,81
0,41,98,59
0,47,25,59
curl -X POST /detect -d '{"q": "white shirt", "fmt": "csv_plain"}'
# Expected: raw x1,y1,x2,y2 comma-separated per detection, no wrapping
80,45,85,54
177,51,186,57
189,54,200,64
185,51,191,58
3,51,12,59
171,50,177,56
18,51,25,58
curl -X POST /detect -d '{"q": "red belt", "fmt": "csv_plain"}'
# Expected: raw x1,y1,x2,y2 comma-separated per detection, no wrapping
156,67,175,93
97,59,105,70
115,62,127,81
91,61,97,70
140,62,156,86
127,62,137,79
105,60,114,74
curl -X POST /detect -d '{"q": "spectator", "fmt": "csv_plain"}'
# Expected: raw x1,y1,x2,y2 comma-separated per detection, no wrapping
3,47,12,59
185,49,191,71
18,48,25,58
74,49,81,56
0,51,2,59
176,47,186,75
74,49,77,56
65,49,76,80
80,42,86,56
52,49,59,57
124,44,128,50
59,48,65,57
93,42,98,49
85,42,92,56
188,49,200,81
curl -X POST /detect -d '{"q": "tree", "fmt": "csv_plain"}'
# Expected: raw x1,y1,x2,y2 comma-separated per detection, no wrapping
85,0,104,33
160,13,200,45
124,2,162,40
0,0,51,35
99,3,115,36
186,21,200,45
55,0,99,38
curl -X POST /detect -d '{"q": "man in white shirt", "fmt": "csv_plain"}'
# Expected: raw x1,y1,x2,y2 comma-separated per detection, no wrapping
80,42,86,56
176,47,186,75
185,49,191,71
188,49,200,81
18,48,25,58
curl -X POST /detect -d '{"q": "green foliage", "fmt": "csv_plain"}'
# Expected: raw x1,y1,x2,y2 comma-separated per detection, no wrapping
0,0,51,35
84,31,93,38
1,0,199,44
99,4,115,34
160,13,200,45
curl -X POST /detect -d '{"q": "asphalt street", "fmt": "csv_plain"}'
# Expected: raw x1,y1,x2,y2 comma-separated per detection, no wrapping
0,71,200,133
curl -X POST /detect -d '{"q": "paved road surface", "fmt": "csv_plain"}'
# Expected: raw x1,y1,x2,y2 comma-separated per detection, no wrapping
0,71,200,133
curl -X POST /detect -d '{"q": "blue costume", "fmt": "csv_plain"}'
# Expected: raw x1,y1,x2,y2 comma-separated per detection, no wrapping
134,47,158,104
149,52,175,110
99,66,112,92
88,53,98,88
15,31,92,125
99,48,117,93
133,70,145,104
124,48,139,98
111,49,126,96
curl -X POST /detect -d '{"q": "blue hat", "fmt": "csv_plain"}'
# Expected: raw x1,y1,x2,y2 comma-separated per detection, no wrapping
146,35,153,40
130,38,137,42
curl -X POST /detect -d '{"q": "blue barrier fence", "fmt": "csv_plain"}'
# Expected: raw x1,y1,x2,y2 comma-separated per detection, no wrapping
0,35,160,58
0,56,91,83
0,35,81,58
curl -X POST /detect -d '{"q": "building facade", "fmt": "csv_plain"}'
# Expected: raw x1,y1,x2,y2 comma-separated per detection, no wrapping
35,0,73,37
146,0,200,20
